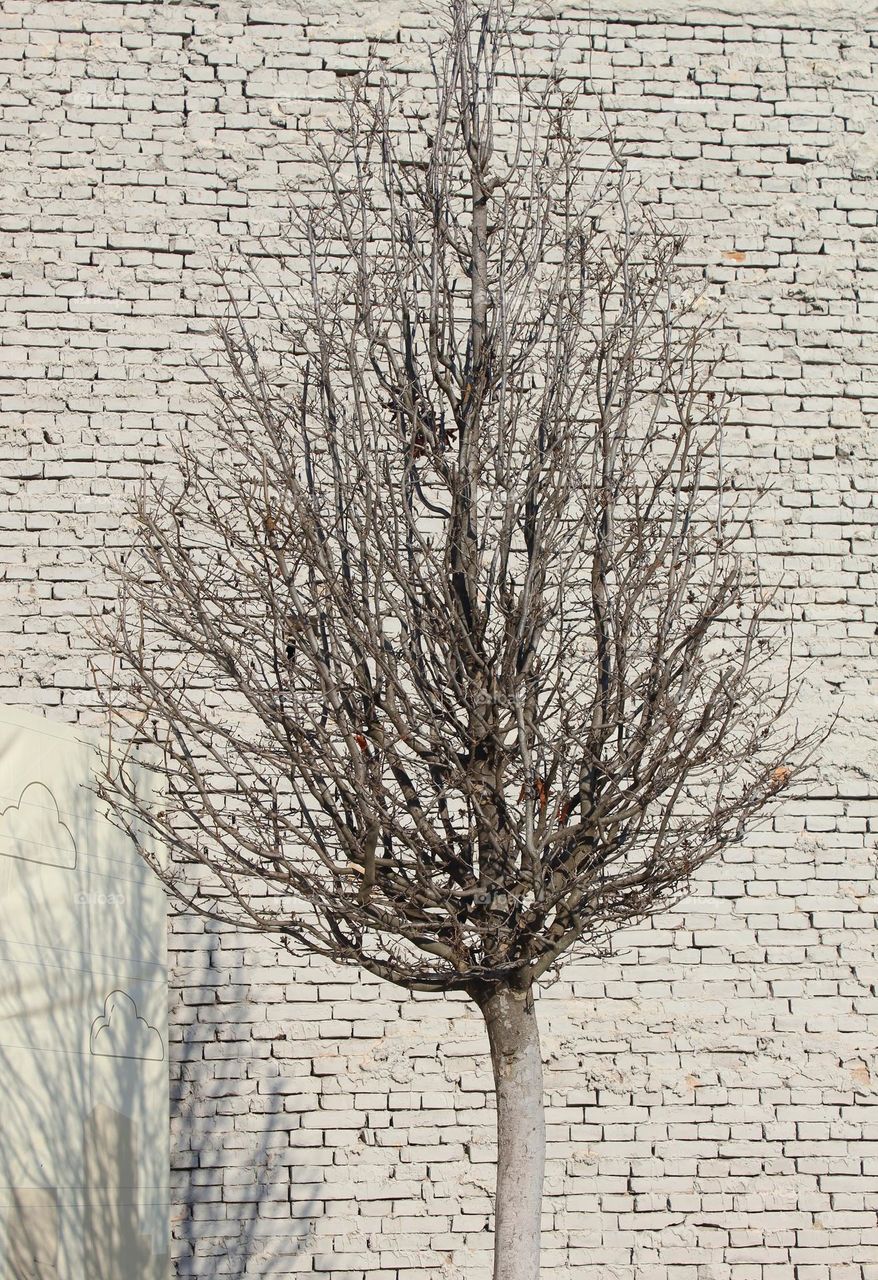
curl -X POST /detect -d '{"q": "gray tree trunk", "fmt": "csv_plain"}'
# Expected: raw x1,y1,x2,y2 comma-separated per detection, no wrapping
479,984,546,1280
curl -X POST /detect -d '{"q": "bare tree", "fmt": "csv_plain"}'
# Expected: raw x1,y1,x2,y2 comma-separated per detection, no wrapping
93,4,814,1277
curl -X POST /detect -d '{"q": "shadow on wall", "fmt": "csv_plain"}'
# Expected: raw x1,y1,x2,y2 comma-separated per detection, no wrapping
0,720,169,1280
0,709,316,1280
170,927,320,1278
4,1099,164,1280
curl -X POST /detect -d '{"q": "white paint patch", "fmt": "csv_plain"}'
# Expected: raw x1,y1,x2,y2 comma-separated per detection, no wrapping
0,707,168,1280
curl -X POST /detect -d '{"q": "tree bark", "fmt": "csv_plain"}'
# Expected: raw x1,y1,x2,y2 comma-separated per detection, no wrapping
477,983,546,1280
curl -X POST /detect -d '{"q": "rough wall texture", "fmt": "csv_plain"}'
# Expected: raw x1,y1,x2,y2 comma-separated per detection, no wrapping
2,1,877,1278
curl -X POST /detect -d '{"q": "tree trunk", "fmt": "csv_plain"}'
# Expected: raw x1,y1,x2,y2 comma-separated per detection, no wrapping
477,983,546,1280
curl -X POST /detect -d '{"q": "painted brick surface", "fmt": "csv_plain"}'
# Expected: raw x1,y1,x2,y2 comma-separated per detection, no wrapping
1,1,876,1277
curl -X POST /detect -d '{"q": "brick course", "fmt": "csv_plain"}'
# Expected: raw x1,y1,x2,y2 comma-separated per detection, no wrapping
1,1,876,1276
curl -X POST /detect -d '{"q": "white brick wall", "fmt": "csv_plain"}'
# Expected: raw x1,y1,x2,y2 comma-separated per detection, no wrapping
1,2,876,1277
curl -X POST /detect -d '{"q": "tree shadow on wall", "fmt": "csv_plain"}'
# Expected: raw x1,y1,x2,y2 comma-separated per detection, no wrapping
0,782,168,1280
170,921,319,1279
0,754,317,1280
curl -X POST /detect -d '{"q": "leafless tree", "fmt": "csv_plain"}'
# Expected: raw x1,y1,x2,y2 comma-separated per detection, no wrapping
92,4,815,1277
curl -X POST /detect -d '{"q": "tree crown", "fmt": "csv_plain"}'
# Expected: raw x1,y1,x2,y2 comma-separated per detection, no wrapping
95,0,812,994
